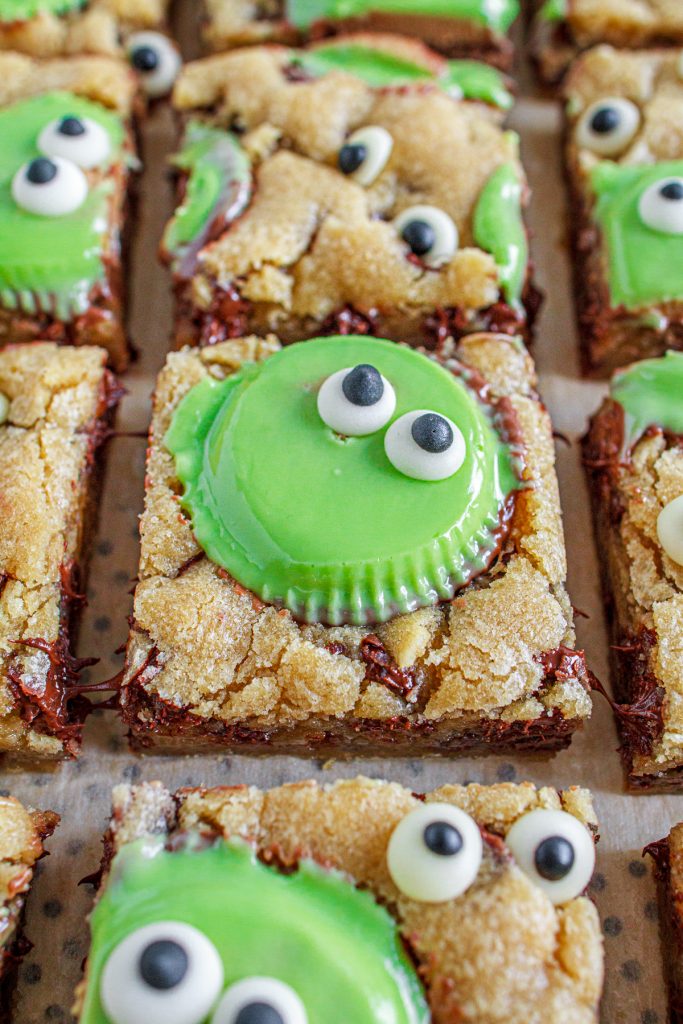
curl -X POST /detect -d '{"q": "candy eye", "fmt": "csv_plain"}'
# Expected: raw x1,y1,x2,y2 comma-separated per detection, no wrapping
212,977,308,1024
100,921,224,1024
387,802,483,902
576,97,640,156
11,156,87,216
393,205,458,269
657,493,683,566
505,809,596,905
384,410,465,481
38,114,110,169
127,32,182,98
638,177,683,234
337,125,393,186
317,363,396,436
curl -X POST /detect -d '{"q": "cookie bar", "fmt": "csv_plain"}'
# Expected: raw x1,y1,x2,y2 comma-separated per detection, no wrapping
564,45,683,375
646,824,683,1023
583,351,683,789
202,0,520,69
533,0,683,85
120,332,593,756
164,42,532,351
74,777,603,1023
0,343,122,760
0,795,58,1014
0,53,139,370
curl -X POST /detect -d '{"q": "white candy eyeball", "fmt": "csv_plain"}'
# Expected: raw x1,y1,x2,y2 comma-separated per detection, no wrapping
638,177,683,234
11,156,87,217
127,31,182,98
393,205,458,269
337,125,393,186
212,977,308,1024
576,97,640,156
38,115,110,170
387,802,483,903
384,409,465,481
657,493,683,566
100,921,224,1024
317,363,396,436
505,809,596,905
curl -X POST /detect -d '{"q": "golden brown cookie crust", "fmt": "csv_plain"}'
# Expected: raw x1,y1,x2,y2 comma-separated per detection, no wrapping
0,50,137,110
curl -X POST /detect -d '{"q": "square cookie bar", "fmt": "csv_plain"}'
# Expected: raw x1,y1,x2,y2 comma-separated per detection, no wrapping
583,351,683,789
74,777,603,1023
0,794,58,1014
0,53,139,371
646,824,683,1024
165,43,533,352
120,332,593,756
0,343,121,760
564,45,683,375
202,0,520,69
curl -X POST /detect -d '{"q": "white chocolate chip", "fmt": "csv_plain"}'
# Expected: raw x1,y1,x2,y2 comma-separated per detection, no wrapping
657,494,683,567
0,393,8,425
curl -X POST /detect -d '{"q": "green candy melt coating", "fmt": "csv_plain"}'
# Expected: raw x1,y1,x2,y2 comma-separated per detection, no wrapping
537,0,566,21
165,336,520,626
80,837,429,1024
612,351,683,447
592,160,683,311
0,91,124,321
290,42,513,109
473,160,527,305
286,0,519,32
0,0,83,20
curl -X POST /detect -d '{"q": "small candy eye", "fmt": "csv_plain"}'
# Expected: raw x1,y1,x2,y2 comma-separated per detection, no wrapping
384,410,465,481
337,125,393,186
127,32,182,98
100,921,224,1024
212,977,308,1024
505,809,596,905
387,803,483,902
576,97,640,156
393,205,458,269
638,177,683,234
38,114,110,169
657,493,683,566
11,156,87,216
317,363,396,436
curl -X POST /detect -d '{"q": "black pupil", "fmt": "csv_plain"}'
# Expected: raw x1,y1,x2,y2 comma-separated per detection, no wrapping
590,106,620,134
423,821,463,857
342,364,383,406
661,180,683,201
338,142,366,175
59,115,85,137
401,219,436,257
132,45,160,72
139,939,189,990
26,157,57,185
534,836,575,882
411,413,453,454
235,1004,285,1024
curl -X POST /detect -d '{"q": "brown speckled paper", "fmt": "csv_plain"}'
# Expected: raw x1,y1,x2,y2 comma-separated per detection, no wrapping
1,23,681,1024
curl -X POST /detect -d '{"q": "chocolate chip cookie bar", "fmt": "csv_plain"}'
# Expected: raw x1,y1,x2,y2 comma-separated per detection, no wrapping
564,45,683,375
646,824,683,1023
120,332,593,756
0,343,121,760
164,42,533,352
74,777,603,1023
583,351,683,789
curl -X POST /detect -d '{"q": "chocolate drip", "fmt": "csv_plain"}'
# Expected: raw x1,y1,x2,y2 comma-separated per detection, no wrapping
360,634,419,698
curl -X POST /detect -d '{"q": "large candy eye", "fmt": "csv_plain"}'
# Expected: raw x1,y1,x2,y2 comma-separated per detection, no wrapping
317,363,396,436
11,156,87,216
100,921,224,1024
657,493,683,566
393,205,458,269
38,115,110,170
127,32,182,98
387,803,483,902
505,809,596,905
384,410,465,481
212,977,308,1024
576,97,640,156
337,125,393,186
638,177,683,234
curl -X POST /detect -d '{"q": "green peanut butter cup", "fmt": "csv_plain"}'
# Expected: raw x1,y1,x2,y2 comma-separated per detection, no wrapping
611,350,683,447
0,0,84,20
